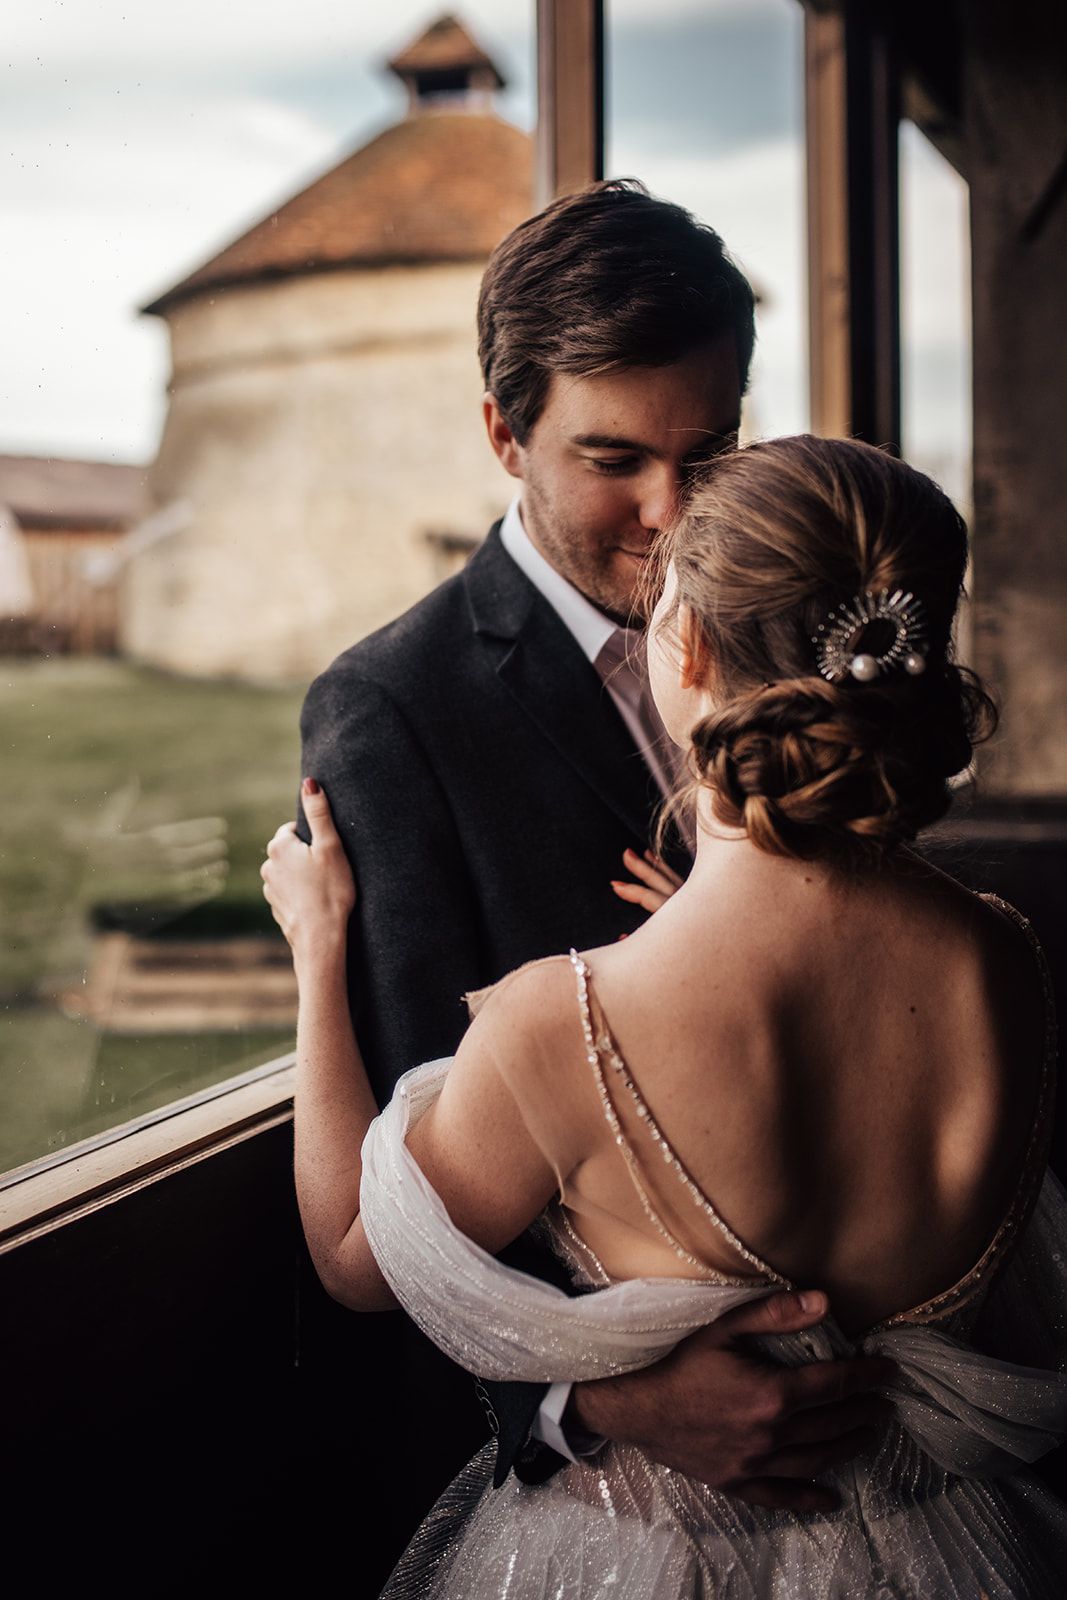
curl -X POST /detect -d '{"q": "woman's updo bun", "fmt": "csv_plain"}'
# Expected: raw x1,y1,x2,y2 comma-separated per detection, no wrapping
652,436,997,864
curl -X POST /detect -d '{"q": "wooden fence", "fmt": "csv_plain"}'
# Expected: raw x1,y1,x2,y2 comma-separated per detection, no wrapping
8,527,122,654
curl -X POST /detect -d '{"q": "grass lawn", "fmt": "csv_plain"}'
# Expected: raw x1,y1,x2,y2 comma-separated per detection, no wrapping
0,1007,294,1175
0,656,307,1168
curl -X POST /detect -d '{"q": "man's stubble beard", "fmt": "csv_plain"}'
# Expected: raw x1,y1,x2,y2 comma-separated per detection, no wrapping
520,472,645,627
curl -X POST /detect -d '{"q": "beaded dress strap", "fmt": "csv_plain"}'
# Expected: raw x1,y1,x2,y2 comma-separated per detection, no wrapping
569,951,789,1286
875,891,1058,1329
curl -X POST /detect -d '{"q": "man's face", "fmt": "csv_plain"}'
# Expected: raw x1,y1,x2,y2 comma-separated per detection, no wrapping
484,338,742,623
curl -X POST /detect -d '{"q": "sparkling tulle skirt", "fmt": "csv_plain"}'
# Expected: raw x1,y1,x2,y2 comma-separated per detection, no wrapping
382,1430,1067,1599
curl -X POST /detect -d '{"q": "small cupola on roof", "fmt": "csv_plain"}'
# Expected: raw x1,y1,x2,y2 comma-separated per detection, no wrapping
388,13,506,114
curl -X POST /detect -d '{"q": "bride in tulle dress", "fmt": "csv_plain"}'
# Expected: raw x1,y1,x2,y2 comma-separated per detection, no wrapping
263,435,1067,1598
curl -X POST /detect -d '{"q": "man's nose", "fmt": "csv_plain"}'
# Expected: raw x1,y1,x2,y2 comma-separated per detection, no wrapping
637,467,681,533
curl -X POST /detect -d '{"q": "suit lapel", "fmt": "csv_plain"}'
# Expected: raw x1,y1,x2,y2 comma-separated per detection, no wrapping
465,527,661,847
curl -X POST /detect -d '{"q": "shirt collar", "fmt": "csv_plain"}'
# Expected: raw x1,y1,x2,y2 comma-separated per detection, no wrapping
499,495,624,666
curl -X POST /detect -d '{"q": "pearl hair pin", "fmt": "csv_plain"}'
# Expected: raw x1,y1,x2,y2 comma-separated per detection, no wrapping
813,589,929,684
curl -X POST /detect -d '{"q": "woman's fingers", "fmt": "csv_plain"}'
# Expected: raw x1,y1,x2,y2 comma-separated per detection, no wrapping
258,787,355,954
611,847,683,913
265,820,299,857
302,777,341,850
261,784,356,953
644,849,684,889
611,879,668,914
623,847,682,899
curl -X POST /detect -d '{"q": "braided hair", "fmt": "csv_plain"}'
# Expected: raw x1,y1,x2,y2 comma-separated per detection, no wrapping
648,436,996,865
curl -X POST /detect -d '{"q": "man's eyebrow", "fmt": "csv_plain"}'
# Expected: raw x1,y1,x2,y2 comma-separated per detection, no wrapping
570,433,650,452
570,423,741,457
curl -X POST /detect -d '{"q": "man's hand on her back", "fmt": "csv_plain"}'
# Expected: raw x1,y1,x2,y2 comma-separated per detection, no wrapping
569,1290,896,1513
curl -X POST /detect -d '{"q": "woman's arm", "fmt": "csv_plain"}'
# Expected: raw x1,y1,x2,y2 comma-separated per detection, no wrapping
292,938,393,1310
262,779,557,1313
263,780,394,1308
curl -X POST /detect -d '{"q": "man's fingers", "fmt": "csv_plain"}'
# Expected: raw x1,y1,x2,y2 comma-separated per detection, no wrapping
701,1289,828,1345
776,1395,894,1449
760,1425,879,1480
781,1355,898,1414
727,1477,839,1515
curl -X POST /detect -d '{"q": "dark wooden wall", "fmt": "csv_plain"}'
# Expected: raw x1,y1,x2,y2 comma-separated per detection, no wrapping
1,1126,306,1584
0,1118,483,1596
965,2,1067,799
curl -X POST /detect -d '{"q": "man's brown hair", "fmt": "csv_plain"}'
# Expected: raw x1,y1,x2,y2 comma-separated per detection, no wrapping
477,179,756,443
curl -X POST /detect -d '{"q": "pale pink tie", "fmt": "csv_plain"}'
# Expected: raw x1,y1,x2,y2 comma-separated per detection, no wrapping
595,629,685,802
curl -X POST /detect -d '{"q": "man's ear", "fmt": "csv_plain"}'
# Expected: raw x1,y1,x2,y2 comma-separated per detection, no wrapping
677,603,712,690
483,394,524,479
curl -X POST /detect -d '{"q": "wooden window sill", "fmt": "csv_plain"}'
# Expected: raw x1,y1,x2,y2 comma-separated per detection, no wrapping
0,1053,296,1250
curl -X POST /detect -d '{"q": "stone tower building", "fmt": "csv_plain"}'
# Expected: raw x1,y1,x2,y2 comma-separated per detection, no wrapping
124,15,532,681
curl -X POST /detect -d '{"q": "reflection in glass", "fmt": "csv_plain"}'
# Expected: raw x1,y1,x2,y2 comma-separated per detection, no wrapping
1,8,532,1175
0,658,302,1173
608,0,808,443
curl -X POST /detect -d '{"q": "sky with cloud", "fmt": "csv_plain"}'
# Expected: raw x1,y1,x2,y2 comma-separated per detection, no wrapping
2,0,969,500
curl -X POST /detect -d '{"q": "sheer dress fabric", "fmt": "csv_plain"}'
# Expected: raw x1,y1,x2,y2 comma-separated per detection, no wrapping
360,898,1067,1598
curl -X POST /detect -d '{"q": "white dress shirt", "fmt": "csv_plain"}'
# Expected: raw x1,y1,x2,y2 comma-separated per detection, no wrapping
500,496,677,1464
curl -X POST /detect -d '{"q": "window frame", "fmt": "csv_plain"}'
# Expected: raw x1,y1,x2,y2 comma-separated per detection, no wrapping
0,1053,295,1249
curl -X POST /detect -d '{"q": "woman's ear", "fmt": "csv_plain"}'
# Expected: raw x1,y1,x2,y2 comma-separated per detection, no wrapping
677,603,712,691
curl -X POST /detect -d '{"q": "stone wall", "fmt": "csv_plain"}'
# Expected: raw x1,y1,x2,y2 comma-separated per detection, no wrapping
122,263,512,681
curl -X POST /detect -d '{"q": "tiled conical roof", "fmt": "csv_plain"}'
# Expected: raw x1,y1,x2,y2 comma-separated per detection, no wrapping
143,111,532,315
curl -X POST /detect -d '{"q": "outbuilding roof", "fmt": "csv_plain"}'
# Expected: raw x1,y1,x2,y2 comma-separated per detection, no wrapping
0,455,148,530
143,110,532,316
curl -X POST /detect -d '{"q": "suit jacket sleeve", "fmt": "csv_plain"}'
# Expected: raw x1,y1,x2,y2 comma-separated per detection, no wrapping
298,661,568,1485
298,664,484,1101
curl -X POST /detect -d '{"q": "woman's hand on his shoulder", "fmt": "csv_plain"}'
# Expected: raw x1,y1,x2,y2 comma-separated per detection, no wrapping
260,778,356,971
611,848,684,914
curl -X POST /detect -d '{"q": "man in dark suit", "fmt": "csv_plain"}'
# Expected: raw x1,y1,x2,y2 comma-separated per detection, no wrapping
299,181,890,1568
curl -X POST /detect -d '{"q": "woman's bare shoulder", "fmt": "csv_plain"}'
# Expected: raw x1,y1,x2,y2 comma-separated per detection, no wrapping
464,951,580,1024
456,952,603,1172
463,954,597,1094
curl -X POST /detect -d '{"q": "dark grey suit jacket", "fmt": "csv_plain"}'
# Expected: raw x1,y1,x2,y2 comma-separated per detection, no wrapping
298,522,688,1509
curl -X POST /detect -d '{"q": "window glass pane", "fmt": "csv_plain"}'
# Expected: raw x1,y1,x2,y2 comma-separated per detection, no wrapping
608,0,808,441
0,4,531,1175
900,120,971,511
899,120,972,654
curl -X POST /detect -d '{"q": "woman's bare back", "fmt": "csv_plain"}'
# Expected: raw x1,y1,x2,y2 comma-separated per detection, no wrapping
559,848,1050,1334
